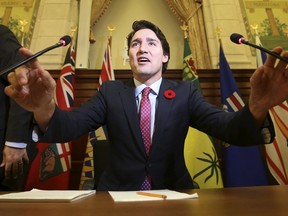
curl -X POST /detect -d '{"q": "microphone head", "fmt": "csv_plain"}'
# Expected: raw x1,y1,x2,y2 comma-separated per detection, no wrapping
58,35,71,46
230,33,246,45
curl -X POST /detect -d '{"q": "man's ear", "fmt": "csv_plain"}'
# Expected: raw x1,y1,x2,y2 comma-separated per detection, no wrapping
162,54,169,63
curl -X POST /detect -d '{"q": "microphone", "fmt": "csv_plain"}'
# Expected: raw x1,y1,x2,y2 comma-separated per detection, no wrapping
230,33,288,63
0,35,72,77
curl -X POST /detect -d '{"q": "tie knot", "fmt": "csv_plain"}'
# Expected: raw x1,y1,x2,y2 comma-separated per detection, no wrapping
142,87,151,97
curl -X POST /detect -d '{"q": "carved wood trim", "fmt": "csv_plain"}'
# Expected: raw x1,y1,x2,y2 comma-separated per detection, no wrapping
50,68,253,107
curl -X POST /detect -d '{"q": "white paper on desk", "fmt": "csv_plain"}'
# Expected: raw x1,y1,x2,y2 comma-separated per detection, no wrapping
0,189,96,202
109,189,198,202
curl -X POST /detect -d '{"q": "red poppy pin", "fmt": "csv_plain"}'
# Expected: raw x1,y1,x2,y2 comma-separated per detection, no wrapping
164,89,176,99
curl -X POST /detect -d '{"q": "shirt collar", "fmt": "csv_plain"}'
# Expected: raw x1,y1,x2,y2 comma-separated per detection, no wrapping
134,78,162,97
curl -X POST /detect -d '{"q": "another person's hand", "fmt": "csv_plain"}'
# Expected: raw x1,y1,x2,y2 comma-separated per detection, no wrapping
4,47,56,131
0,146,29,179
249,46,288,124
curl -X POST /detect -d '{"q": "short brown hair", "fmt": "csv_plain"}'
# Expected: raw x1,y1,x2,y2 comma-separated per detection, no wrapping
127,20,170,73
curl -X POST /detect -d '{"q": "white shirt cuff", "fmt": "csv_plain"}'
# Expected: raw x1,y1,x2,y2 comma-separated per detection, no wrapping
5,141,27,149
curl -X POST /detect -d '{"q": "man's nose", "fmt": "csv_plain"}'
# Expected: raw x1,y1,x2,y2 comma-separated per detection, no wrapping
138,43,148,53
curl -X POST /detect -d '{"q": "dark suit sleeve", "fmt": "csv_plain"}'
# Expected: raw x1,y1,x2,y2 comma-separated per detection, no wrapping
0,25,34,143
6,100,34,143
186,81,275,146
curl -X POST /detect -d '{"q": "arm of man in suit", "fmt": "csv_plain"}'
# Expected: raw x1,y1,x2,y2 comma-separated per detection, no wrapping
2,99,33,179
0,25,33,181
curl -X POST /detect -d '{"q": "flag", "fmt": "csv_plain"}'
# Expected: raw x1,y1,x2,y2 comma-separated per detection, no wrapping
98,36,114,88
255,34,288,184
219,40,268,187
78,130,97,190
183,37,223,188
25,42,76,190
79,36,114,189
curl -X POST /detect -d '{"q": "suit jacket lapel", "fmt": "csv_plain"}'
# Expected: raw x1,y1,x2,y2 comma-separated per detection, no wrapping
119,79,147,155
151,79,175,153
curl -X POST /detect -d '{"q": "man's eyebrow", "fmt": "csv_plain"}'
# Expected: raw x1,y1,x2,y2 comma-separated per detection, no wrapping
131,37,159,42
131,38,141,43
146,37,159,43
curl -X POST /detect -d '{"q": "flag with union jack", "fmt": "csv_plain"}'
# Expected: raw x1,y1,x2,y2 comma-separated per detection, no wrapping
79,35,114,189
55,44,76,110
25,42,76,190
98,36,114,89
219,40,268,187
255,34,288,185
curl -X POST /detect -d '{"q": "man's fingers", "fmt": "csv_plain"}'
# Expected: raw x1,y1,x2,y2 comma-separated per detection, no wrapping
7,72,19,87
15,66,30,85
5,66,32,99
23,152,29,164
15,161,24,176
18,47,34,57
19,47,43,70
4,162,12,179
264,47,283,68
5,160,24,179
275,50,288,73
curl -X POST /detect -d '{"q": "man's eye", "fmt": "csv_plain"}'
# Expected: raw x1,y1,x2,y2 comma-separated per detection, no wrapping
131,42,139,47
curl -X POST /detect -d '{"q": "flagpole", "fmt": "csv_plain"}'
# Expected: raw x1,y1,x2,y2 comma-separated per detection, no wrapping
19,19,28,46
107,24,115,37
215,27,222,68
250,24,259,36
107,24,115,81
70,25,78,40
215,27,222,46
107,24,115,48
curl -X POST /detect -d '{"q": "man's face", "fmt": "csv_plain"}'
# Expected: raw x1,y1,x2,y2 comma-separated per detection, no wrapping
128,28,168,84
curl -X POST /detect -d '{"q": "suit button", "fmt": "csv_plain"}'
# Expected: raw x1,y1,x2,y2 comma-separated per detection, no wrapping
146,163,151,168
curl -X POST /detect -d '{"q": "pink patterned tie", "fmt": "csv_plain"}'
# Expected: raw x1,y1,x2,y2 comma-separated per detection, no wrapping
139,87,152,190
140,87,152,155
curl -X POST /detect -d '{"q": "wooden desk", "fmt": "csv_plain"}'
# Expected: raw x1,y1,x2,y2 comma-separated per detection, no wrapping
1,185,287,216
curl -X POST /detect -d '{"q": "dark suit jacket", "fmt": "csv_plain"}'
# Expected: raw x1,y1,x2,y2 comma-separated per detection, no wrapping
41,78,274,191
0,25,36,190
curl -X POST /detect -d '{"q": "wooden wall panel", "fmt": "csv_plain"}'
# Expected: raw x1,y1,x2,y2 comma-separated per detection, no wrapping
50,68,254,189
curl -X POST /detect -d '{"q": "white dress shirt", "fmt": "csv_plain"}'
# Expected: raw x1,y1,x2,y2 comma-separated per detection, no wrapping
134,78,162,140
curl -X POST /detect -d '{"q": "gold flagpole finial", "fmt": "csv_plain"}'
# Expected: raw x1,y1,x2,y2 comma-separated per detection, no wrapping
19,19,28,33
215,27,222,39
180,23,189,39
107,24,116,36
19,19,28,46
70,25,78,38
250,24,259,35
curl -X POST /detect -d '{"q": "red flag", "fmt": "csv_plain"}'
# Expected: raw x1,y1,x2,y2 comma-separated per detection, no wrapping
79,36,114,189
25,43,76,190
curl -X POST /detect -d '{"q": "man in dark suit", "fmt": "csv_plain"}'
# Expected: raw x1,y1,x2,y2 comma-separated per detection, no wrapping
5,20,288,191
0,25,36,190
